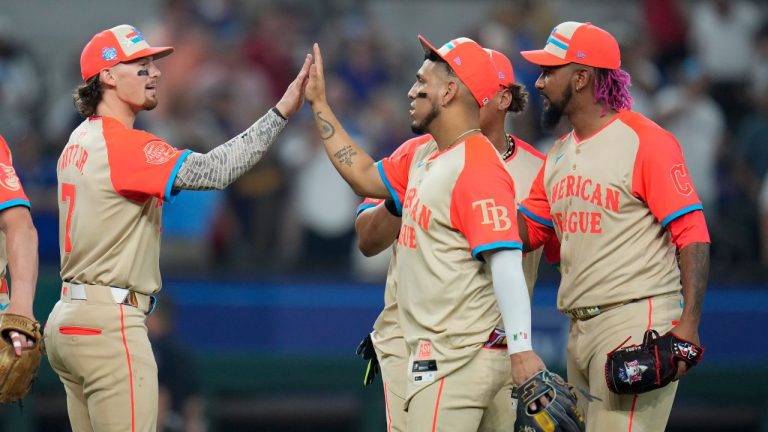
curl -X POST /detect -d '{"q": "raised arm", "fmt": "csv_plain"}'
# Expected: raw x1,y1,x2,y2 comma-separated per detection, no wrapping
173,54,312,191
304,43,389,199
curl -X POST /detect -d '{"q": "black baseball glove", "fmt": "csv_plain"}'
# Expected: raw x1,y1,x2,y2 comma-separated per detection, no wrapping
355,334,379,386
605,329,704,395
513,370,586,432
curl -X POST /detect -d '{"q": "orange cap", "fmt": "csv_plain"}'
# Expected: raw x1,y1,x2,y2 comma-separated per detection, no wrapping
520,22,620,69
418,35,498,107
80,25,174,81
486,49,515,87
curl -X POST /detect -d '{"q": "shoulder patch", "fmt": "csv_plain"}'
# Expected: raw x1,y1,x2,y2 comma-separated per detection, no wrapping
0,163,20,191
143,140,177,164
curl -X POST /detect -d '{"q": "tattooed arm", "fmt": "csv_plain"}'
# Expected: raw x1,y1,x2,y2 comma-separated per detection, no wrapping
304,43,389,199
174,54,311,191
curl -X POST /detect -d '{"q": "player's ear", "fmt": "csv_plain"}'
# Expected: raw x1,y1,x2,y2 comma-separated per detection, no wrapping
100,68,116,86
441,80,459,106
498,89,512,111
572,66,591,93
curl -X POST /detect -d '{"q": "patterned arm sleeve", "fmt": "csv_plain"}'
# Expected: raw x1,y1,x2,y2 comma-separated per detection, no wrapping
173,109,287,191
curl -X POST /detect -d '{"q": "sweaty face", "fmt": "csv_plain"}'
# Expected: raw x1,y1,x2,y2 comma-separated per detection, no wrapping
407,60,445,135
536,65,573,131
110,57,161,112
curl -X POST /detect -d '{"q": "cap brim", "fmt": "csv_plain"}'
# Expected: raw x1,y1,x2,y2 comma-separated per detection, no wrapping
520,49,569,67
418,35,442,61
126,46,174,63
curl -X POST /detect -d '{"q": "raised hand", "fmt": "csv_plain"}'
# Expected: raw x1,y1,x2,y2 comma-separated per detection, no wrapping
274,53,313,119
305,43,328,107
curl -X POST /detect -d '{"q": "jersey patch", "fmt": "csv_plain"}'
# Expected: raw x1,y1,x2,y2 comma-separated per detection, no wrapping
412,360,438,385
143,140,177,164
670,163,694,196
0,163,21,191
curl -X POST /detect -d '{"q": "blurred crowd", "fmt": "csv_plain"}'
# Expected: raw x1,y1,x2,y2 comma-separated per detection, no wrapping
0,0,766,282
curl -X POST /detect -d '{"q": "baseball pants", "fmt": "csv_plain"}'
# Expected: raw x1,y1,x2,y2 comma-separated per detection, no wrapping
567,292,683,432
45,286,158,432
373,333,409,432
406,347,510,432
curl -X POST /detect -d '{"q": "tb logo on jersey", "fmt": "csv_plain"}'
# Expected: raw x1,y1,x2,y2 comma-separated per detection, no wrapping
670,164,693,196
472,199,511,231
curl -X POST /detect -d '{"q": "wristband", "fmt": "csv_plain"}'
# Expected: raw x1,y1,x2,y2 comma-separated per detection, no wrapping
384,199,401,217
271,106,287,120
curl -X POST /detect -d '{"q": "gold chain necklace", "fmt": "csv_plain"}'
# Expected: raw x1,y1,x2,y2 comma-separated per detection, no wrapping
449,128,481,147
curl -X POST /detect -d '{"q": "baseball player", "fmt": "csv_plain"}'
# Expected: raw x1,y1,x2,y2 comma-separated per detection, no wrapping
43,24,310,432
354,49,557,431
0,134,39,356
305,39,546,431
517,21,710,431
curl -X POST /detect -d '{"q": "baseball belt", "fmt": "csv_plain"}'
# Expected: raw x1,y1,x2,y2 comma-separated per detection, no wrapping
564,298,641,321
62,281,157,315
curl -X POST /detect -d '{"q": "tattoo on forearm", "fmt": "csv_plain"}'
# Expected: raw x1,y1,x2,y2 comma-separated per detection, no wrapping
334,145,357,167
316,111,336,140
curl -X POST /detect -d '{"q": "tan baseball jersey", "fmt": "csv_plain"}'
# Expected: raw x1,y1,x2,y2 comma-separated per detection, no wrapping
0,134,31,307
57,116,191,294
378,133,523,401
520,110,704,311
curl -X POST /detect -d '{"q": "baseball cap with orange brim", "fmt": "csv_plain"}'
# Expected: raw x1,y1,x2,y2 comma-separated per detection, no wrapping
80,24,174,81
520,22,620,70
418,35,499,107
486,49,515,88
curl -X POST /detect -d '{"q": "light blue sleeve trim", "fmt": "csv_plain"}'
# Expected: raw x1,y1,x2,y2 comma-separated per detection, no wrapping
519,205,554,228
376,161,402,214
163,150,193,203
472,241,523,261
661,204,704,228
0,199,31,211
355,203,378,218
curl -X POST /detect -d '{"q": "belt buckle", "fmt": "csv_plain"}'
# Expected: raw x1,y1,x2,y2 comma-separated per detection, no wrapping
572,306,601,320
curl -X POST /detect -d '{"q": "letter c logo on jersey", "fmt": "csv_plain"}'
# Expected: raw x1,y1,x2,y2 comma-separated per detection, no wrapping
143,140,177,165
0,163,20,191
472,199,512,231
670,164,693,196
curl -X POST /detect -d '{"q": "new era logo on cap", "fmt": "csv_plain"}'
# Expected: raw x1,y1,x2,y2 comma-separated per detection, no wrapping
80,24,174,81
520,21,621,70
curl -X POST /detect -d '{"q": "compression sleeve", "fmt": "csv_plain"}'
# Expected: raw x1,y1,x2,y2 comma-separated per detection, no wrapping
173,109,287,190
488,249,533,354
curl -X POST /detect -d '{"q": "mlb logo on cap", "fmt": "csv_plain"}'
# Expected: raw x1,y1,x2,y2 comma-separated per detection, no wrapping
521,21,621,70
80,24,174,81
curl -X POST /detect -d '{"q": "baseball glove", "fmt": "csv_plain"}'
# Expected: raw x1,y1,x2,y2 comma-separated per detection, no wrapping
605,329,704,395
355,333,379,386
0,313,43,404
513,370,586,432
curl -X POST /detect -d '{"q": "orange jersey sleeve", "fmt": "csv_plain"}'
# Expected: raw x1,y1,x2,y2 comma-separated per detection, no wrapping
376,134,432,214
103,120,191,203
519,165,553,228
630,117,704,227
356,197,383,217
0,136,29,210
449,136,521,259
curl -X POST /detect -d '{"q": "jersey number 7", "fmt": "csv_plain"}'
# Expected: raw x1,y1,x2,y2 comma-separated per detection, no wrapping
61,183,76,254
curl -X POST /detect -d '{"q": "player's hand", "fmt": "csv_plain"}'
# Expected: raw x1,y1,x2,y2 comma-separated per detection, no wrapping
510,350,546,386
2,304,36,356
305,43,327,107
274,53,313,119
669,320,700,381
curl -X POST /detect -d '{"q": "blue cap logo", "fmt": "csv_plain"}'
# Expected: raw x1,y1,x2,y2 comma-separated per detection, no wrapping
102,47,118,61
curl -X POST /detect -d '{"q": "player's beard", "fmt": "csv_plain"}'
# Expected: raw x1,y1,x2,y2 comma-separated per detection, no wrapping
411,102,440,135
541,84,572,131
143,95,158,111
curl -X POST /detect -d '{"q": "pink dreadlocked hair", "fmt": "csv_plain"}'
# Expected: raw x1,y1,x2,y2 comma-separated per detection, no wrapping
593,68,633,114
